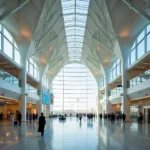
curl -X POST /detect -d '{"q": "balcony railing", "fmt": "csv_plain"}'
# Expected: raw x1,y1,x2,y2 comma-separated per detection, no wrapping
110,87,122,96
129,70,150,87
0,69,19,86
26,84,38,95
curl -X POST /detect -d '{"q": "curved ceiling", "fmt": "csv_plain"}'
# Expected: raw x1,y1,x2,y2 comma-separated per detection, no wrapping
1,0,150,82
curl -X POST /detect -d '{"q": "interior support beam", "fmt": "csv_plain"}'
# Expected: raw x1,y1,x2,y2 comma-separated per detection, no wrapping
0,0,29,21
123,0,150,21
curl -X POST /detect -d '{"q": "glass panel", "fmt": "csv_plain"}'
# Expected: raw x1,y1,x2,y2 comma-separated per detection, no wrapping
117,59,120,65
52,64,97,112
29,64,34,75
14,49,20,65
61,0,90,61
29,58,34,64
147,33,150,51
137,30,145,43
131,49,136,64
131,42,136,50
34,68,37,78
26,61,29,72
137,40,145,59
147,25,150,33
4,38,13,58
117,65,120,76
128,56,130,67
4,28,13,43
14,42,18,49
34,62,38,68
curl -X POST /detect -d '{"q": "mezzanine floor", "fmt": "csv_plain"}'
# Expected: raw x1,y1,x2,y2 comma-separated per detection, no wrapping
0,118,150,150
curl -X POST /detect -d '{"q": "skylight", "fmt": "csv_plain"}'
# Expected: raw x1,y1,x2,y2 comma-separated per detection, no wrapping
61,0,90,61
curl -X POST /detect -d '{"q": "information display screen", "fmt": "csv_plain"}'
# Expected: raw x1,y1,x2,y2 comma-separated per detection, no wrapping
42,89,50,105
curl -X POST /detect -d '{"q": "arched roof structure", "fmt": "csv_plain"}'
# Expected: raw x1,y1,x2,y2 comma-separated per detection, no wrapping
1,0,150,84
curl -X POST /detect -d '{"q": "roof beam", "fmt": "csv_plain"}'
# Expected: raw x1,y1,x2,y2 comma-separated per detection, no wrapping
123,0,150,21
0,0,29,21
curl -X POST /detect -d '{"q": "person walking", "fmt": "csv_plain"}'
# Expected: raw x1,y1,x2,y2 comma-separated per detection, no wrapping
17,112,22,126
38,113,46,136
29,113,32,123
122,113,126,124
111,113,115,124
79,113,82,122
139,112,143,124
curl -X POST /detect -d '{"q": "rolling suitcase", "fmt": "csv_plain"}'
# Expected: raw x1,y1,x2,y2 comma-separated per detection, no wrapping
14,121,18,126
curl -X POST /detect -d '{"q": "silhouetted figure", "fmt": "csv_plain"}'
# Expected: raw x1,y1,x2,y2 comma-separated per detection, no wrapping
122,113,126,124
100,113,102,119
29,113,32,123
17,112,22,126
111,113,115,124
139,112,143,124
79,114,82,122
38,113,46,136
33,113,36,121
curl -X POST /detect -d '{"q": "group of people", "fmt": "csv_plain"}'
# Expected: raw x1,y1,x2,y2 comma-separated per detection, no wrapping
76,113,96,122
137,112,143,124
27,113,38,123
13,111,46,136
87,113,96,121
99,113,126,124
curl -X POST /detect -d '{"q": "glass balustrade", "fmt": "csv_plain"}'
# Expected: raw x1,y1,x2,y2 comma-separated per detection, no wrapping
110,87,122,96
0,69,19,86
26,84,38,95
130,70,150,87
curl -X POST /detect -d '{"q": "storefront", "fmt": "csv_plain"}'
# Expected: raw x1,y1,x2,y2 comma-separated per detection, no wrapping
112,104,121,114
130,98,150,123
26,103,36,114
0,96,19,119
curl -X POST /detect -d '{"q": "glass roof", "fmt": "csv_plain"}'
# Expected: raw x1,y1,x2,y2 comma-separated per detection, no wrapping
61,0,90,61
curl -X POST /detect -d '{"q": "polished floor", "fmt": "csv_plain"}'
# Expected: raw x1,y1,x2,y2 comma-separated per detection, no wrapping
0,118,150,150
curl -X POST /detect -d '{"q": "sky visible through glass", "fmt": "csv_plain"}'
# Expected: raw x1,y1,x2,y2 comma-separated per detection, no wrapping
52,64,98,114
61,0,90,61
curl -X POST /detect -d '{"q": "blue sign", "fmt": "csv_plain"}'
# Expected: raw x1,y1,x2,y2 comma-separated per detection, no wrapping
42,89,50,105
1,102,6,107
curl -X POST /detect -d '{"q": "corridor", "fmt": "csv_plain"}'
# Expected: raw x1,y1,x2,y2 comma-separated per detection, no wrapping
0,118,150,150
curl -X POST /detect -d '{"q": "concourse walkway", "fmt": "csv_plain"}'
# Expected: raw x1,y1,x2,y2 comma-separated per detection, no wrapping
0,118,150,150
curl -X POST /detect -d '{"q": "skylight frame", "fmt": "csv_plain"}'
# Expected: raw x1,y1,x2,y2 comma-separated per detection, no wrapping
61,0,90,61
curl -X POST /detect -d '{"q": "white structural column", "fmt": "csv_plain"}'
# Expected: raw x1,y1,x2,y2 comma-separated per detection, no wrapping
20,63,27,121
36,76,43,114
121,61,130,121
105,78,112,113
97,90,102,114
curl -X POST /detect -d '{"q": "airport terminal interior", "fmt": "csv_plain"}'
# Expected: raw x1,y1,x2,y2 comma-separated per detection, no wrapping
1,0,150,149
